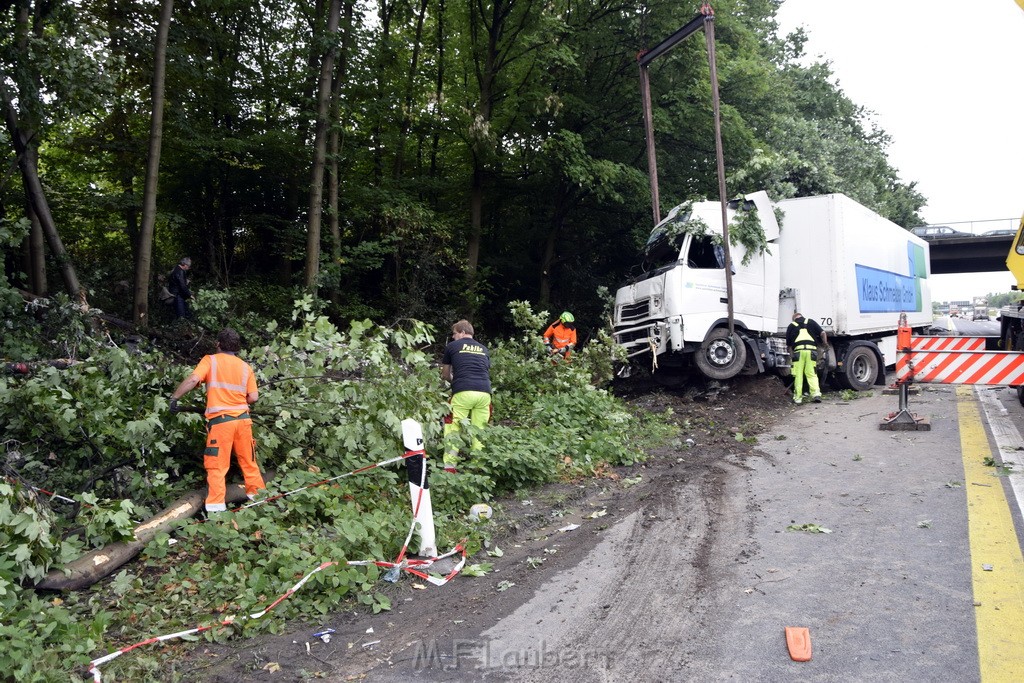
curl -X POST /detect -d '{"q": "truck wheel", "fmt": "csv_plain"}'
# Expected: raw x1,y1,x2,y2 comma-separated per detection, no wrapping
1017,385,1024,408
694,328,747,380
842,342,879,391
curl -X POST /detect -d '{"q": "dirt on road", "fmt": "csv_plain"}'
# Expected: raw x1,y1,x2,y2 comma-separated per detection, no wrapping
186,374,795,682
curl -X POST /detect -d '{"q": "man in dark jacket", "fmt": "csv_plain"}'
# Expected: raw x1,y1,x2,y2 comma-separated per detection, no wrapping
786,311,827,404
168,257,193,319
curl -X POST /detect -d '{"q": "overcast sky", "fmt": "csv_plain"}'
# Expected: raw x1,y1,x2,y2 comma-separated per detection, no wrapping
774,0,1024,301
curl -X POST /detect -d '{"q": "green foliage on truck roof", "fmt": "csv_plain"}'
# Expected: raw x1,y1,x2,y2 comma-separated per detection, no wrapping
729,203,772,266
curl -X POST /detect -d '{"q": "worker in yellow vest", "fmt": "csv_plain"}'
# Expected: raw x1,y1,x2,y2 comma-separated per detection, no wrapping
169,327,266,513
785,312,827,405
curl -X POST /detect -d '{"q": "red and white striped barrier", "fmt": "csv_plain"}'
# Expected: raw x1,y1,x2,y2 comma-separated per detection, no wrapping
909,335,986,352
883,316,1011,430
897,349,1024,386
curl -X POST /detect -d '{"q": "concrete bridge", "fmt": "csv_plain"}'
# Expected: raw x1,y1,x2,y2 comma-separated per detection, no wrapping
928,234,1013,274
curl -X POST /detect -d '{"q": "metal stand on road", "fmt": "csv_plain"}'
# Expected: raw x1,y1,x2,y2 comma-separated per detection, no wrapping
879,382,931,431
880,313,930,431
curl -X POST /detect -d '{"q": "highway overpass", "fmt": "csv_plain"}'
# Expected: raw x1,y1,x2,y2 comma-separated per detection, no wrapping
927,234,1013,274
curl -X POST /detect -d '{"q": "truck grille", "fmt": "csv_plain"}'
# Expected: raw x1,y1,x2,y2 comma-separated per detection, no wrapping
615,327,653,345
618,300,651,323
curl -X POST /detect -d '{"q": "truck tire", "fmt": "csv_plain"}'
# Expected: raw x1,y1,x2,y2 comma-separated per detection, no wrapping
1017,385,1024,408
840,342,880,391
694,328,747,380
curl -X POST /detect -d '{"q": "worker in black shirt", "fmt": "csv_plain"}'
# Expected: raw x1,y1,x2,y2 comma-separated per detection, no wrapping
440,319,491,470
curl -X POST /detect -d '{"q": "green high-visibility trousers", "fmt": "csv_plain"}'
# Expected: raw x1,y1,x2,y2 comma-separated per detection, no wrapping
443,390,491,465
792,349,821,402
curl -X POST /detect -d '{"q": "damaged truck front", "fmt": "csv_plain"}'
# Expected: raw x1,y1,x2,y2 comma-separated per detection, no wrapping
613,191,934,389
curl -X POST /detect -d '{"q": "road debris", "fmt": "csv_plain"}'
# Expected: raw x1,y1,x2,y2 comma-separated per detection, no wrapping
786,523,832,534
312,628,335,644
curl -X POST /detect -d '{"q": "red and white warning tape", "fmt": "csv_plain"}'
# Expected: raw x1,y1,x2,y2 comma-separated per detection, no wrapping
87,543,469,680
87,559,337,681
31,486,77,504
236,449,426,511
85,447,469,680
347,540,468,587
30,485,143,524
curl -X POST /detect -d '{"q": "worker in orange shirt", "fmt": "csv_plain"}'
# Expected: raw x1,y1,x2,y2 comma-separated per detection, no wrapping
543,312,577,360
169,327,266,514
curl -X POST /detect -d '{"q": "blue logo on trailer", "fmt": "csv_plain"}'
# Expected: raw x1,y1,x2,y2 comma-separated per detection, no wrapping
855,242,926,313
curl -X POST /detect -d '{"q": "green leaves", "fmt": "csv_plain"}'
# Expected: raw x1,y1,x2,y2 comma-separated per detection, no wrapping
729,204,772,267
0,481,63,584
74,494,137,548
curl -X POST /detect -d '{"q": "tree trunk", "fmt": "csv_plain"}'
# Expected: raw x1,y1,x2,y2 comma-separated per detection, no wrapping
369,0,397,184
0,81,83,303
35,478,267,591
540,182,572,305
133,0,175,328
303,0,342,291
393,0,430,180
428,0,446,179
26,201,46,295
468,163,484,283
2,2,82,304
327,0,354,306
465,0,504,312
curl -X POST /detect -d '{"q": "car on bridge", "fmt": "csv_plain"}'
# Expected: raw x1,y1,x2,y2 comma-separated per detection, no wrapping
911,225,972,240
981,229,1015,237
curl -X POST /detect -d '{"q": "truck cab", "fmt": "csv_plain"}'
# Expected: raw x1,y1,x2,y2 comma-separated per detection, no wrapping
614,191,781,379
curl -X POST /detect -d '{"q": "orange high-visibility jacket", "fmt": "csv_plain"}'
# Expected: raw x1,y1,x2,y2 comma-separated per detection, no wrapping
543,322,577,350
190,353,256,419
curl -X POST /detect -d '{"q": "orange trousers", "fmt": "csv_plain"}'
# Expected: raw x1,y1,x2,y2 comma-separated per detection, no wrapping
203,416,265,512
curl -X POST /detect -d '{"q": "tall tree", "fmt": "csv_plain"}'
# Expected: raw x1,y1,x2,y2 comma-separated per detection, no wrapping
133,0,175,326
327,0,355,305
463,0,548,309
1,78,83,302
303,0,342,290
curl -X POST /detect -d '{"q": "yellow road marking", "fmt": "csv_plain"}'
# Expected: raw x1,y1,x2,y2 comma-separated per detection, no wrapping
957,386,1024,681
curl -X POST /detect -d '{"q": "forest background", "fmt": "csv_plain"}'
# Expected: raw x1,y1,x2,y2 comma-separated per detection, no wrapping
0,0,938,680
1,0,928,335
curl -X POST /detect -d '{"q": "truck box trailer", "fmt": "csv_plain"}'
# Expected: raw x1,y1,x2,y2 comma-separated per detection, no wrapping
613,192,934,389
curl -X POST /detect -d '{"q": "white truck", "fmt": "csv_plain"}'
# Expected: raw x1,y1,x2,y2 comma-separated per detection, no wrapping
972,297,990,321
613,192,934,390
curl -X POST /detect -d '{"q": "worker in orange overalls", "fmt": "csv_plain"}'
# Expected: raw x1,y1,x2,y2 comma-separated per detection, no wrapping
543,312,578,361
169,327,266,513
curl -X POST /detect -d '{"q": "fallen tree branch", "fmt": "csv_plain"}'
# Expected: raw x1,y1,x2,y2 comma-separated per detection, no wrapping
3,359,80,374
36,472,274,591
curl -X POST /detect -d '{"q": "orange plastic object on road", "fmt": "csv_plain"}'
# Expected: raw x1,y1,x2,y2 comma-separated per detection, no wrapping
785,626,812,661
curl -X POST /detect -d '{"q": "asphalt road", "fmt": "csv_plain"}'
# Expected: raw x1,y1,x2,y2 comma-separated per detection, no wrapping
365,381,1024,682
935,316,1000,337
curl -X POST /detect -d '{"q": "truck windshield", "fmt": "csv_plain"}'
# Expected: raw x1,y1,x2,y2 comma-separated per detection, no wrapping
642,215,725,271
642,213,690,269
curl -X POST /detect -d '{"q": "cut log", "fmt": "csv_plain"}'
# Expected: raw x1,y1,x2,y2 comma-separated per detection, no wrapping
36,476,272,591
